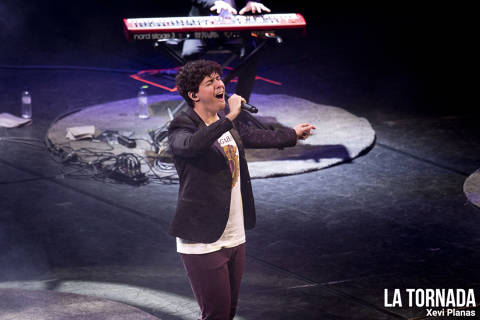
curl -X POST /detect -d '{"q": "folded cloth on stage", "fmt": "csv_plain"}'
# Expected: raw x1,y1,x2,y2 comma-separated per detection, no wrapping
0,113,32,128
66,125,95,140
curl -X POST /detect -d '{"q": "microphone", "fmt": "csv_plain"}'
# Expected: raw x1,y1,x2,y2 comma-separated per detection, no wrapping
225,94,259,113
241,102,258,113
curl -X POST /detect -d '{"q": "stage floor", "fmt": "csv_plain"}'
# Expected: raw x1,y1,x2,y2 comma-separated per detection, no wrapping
45,93,375,179
1,7,480,319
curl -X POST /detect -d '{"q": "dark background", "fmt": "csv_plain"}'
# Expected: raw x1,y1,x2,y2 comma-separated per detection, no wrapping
1,1,479,319
1,1,476,115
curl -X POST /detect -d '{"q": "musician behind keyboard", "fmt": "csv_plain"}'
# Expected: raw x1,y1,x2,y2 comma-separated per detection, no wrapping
181,1,271,103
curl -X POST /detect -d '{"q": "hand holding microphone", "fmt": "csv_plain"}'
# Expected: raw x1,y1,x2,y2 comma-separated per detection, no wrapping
226,94,258,122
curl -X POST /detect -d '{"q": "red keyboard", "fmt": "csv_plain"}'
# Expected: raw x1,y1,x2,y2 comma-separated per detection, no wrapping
123,13,306,41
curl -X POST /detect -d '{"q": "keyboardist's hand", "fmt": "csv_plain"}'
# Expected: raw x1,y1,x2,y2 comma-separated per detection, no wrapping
239,1,271,15
210,1,237,15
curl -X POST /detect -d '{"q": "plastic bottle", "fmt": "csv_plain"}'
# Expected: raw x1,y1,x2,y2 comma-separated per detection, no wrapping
21,90,32,119
138,86,149,119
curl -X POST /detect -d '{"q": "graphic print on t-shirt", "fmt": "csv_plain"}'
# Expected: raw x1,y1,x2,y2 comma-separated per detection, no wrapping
219,133,239,188
223,144,239,187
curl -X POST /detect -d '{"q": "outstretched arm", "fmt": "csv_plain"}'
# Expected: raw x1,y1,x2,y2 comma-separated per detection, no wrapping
235,118,314,149
293,123,316,140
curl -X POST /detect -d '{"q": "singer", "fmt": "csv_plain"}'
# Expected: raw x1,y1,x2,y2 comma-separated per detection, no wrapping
168,59,315,320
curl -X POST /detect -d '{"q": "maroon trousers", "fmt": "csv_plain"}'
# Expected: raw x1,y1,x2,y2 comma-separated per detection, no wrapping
180,243,246,320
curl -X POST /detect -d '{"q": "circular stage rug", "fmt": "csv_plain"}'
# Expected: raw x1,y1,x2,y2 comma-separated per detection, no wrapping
464,169,480,208
0,288,160,320
47,93,375,179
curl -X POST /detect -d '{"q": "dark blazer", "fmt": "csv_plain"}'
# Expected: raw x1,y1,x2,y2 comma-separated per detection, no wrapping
168,107,297,243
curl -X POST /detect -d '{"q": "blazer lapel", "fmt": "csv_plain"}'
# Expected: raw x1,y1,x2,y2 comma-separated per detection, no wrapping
216,113,244,161
229,127,244,157
213,140,228,165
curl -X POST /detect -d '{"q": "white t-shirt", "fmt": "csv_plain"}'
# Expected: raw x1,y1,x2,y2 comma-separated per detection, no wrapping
176,128,246,254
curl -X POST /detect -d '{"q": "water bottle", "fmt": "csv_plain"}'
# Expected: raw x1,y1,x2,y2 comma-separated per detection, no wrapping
137,86,149,119
21,90,32,119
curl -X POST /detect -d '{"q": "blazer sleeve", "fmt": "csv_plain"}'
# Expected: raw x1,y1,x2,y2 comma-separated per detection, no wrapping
168,115,234,158
234,117,298,149
191,0,217,9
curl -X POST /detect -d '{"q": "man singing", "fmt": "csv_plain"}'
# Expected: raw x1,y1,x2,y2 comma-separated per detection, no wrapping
168,59,315,320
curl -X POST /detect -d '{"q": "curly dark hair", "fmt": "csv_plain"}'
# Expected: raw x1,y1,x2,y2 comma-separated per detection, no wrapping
175,60,223,108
